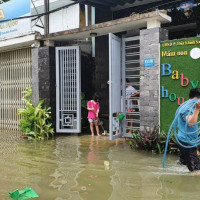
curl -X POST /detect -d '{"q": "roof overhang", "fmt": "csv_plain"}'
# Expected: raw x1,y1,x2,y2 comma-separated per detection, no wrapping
111,0,162,11
36,10,171,42
0,11,171,52
0,31,38,52
71,0,162,10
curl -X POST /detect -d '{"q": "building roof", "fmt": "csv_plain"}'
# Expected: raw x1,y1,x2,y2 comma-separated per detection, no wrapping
72,0,161,10
36,10,171,42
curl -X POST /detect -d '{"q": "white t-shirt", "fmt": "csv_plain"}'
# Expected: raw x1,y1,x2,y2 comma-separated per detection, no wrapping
126,86,137,110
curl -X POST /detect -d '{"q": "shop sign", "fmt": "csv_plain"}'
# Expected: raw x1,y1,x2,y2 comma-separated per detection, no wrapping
160,37,200,133
0,0,31,39
179,1,194,10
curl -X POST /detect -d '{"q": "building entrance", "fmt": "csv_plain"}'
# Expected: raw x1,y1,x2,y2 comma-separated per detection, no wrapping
109,33,140,140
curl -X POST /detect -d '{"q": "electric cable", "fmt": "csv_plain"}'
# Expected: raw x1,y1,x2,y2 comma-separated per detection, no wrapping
0,0,86,23
31,0,44,28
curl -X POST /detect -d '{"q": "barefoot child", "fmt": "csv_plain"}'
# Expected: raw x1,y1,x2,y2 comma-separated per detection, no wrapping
87,93,101,136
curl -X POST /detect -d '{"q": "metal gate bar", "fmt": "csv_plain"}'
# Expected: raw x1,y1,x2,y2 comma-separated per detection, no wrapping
56,46,81,133
122,36,140,137
0,48,32,131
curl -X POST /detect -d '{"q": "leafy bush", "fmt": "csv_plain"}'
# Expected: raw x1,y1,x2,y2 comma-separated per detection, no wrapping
129,126,179,154
81,92,88,128
17,87,54,140
81,92,87,109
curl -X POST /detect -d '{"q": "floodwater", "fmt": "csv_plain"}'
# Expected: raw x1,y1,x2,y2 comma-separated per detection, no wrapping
0,131,200,200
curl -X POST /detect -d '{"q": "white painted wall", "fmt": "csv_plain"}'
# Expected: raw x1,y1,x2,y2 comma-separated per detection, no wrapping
31,0,80,34
50,4,80,33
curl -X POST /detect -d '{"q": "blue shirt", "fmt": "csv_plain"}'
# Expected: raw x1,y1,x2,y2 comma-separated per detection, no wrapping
177,101,198,145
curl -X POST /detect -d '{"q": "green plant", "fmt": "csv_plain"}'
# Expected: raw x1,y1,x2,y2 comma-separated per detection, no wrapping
81,92,88,128
129,126,179,154
81,92,87,109
17,87,54,140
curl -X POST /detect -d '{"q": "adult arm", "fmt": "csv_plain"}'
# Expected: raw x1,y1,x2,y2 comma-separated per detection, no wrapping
188,101,200,126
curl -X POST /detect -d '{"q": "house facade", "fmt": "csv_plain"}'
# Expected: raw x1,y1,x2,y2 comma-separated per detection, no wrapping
0,0,199,139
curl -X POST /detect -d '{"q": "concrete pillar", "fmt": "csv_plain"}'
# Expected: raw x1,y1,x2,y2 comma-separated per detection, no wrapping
147,19,161,29
31,46,56,130
32,48,39,105
139,28,168,129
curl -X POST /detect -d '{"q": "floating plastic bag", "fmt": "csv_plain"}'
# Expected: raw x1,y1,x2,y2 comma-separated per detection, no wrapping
9,187,39,200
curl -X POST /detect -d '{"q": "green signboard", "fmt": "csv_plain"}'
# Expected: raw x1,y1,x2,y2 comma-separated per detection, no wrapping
160,37,200,133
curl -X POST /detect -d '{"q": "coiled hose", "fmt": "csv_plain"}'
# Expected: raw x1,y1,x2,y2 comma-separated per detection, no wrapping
162,99,200,168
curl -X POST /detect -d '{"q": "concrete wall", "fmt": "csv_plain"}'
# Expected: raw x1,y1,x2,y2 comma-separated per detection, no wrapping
94,9,112,116
32,4,80,35
32,46,56,130
32,43,94,132
139,28,168,129
94,35,110,115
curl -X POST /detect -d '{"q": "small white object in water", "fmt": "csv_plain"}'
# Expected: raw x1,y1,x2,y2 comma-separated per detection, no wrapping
104,161,109,166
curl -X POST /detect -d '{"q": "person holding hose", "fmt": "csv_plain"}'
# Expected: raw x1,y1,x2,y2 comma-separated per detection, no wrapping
177,88,200,171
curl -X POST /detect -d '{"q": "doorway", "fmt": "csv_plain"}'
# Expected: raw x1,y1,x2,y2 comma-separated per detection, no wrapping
109,33,140,140
55,34,141,138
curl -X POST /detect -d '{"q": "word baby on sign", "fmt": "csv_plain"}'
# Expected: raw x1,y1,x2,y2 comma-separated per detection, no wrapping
161,63,199,105
160,38,200,106
160,37,200,133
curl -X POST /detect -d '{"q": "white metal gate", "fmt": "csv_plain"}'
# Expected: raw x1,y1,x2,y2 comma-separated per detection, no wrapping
109,34,140,140
122,36,140,137
56,46,81,133
0,48,32,131
109,33,122,140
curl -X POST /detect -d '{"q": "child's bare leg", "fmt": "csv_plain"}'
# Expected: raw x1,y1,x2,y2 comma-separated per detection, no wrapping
126,115,130,133
128,115,134,134
116,112,119,135
95,123,100,136
90,122,95,136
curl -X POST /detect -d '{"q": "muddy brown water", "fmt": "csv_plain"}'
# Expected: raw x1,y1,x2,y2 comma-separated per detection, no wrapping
0,131,200,200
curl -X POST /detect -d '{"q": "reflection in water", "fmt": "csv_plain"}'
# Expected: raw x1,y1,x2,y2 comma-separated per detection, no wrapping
1,131,200,200
87,137,100,164
71,136,114,200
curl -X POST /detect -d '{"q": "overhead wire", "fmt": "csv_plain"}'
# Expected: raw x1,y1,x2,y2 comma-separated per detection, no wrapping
31,0,44,28
0,0,196,24
0,0,86,23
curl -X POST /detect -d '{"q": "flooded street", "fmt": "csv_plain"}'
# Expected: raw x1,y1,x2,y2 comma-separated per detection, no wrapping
0,131,200,200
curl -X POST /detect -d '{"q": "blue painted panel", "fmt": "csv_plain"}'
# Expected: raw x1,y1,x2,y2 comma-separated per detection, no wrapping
144,58,154,67
0,0,30,21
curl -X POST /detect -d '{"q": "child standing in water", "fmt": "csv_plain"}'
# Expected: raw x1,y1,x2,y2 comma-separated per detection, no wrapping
87,93,101,136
